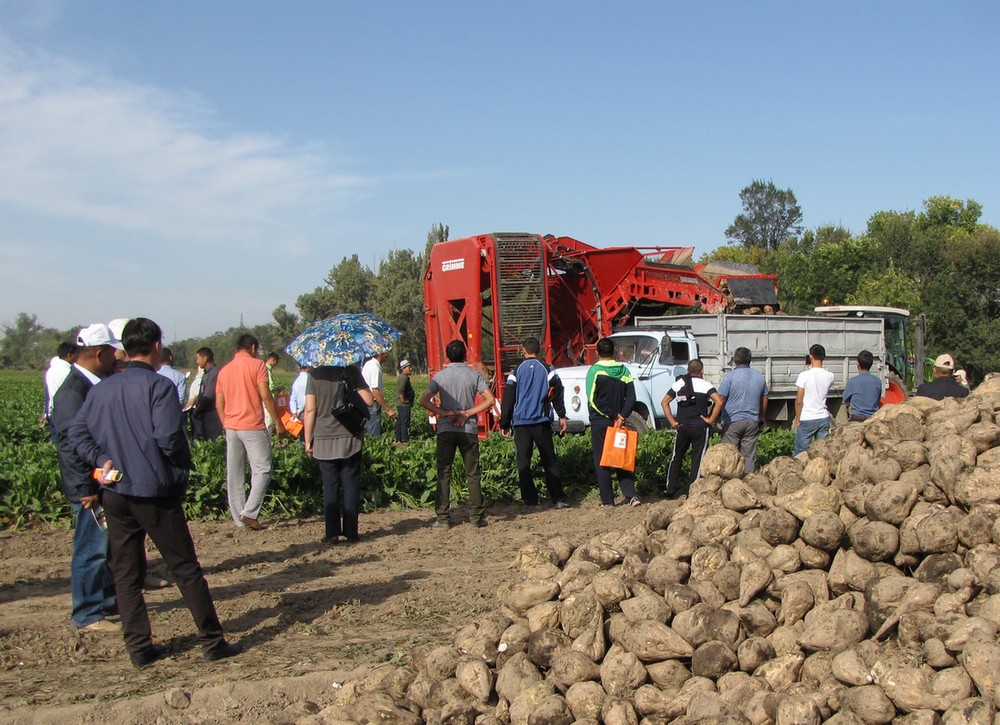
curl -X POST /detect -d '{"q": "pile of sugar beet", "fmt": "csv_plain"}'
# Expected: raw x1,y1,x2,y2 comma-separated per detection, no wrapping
312,376,1000,725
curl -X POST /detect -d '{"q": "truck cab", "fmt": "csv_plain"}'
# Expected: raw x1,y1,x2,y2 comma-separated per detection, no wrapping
559,327,698,433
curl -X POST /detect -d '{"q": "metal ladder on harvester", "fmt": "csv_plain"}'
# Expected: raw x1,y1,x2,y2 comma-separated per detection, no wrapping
492,233,549,378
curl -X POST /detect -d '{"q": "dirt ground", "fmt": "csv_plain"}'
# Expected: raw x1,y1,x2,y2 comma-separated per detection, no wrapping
0,499,646,723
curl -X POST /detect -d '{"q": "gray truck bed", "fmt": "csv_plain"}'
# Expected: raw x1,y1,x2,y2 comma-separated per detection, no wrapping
660,313,887,399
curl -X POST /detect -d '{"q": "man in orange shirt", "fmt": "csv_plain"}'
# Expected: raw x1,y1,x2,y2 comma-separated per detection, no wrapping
216,335,287,529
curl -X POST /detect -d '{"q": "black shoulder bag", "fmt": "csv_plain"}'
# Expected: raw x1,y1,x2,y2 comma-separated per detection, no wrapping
331,377,370,434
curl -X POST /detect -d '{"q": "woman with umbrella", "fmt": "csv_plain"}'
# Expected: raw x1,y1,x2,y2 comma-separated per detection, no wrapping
288,314,399,543
302,364,373,543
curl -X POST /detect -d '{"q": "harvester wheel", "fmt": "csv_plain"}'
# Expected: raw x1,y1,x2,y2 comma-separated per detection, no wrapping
880,373,908,407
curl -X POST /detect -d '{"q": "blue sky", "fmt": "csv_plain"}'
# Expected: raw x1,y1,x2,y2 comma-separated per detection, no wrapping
1,1,997,342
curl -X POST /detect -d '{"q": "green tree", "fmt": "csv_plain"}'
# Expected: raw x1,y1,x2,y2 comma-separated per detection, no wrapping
918,196,982,234
0,313,75,369
725,179,803,250
847,262,922,314
764,235,882,313
425,222,449,258
295,287,337,326
271,304,301,346
371,249,427,371
294,254,376,325
698,244,768,268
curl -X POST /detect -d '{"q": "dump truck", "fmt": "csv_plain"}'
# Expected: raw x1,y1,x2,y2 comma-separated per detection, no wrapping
557,313,890,432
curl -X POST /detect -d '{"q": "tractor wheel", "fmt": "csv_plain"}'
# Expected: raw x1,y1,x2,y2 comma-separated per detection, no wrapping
880,373,908,407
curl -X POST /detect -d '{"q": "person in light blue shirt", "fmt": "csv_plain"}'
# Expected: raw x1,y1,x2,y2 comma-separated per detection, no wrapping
842,350,883,422
717,347,769,474
289,365,310,419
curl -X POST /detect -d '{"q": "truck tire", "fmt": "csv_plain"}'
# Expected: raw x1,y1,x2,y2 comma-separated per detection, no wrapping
625,412,649,433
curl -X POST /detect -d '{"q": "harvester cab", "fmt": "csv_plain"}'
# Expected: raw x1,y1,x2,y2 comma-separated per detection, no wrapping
813,305,912,405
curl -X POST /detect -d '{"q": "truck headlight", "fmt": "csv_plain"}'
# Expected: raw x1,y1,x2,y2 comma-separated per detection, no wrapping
571,396,581,412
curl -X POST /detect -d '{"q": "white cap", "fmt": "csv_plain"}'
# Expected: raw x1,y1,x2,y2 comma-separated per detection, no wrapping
77,323,124,350
108,318,129,339
934,353,955,371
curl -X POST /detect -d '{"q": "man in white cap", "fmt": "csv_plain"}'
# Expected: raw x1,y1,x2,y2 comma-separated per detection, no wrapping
395,358,415,446
108,318,130,372
915,354,970,400
51,323,122,633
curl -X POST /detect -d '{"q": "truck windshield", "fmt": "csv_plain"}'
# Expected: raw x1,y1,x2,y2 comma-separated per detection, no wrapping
884,314,907,378
611,335,666,365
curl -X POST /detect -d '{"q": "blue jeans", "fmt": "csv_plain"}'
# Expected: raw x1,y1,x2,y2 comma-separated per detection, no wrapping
793,417,831,456
366,404,383,437
69,502,116,627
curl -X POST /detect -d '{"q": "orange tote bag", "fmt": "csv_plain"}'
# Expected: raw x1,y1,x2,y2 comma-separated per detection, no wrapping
599,425,638,471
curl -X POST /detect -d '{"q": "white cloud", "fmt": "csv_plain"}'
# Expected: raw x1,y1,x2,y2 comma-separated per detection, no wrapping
0,38,369,248
0,34,385,335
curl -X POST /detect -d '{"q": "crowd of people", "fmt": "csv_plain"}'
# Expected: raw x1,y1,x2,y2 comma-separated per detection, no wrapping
40,319,972,669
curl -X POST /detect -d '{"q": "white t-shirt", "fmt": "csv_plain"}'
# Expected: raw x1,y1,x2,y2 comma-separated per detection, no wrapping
362,358,383,393
44,356,73,416
796,366,835,421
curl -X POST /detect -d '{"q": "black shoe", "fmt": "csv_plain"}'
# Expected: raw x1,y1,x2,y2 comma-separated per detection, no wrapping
472,519,488,528
430,520,450,530
203,641,243,662
131,643,168,669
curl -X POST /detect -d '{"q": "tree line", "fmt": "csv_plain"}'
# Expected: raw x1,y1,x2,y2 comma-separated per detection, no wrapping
3,190,997,384
711,182,998,384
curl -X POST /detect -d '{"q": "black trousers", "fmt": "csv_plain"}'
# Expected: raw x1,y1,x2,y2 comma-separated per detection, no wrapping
103,489,225,657
666,423,711,495
395,404,411,443
318,452,362,540
513,423,566,505
591,420,636,505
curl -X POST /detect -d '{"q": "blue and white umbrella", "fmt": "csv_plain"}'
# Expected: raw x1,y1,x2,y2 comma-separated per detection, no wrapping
285,313,401,367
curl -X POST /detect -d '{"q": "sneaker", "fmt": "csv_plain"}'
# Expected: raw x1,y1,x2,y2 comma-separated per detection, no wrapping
472,519,488,528
430,520,450,530
598,501,616,508
81,618,121,634
629,496,642,507
554,500,571,509
203,641,243,662
130,643,168,669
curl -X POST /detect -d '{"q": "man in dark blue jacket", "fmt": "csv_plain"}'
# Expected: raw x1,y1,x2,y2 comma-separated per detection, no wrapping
499,337,569,508
52,323,120,632
68,318,241,668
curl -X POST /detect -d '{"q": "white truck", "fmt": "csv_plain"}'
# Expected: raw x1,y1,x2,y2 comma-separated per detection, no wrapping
558,313,889,432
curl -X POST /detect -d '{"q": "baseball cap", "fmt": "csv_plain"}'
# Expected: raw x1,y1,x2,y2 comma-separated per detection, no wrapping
934,353,955,371
107,318,129,339
77,323,124,350
399,358,412,371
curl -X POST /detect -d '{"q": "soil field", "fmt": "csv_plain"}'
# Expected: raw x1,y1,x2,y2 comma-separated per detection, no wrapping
0,500,647,723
